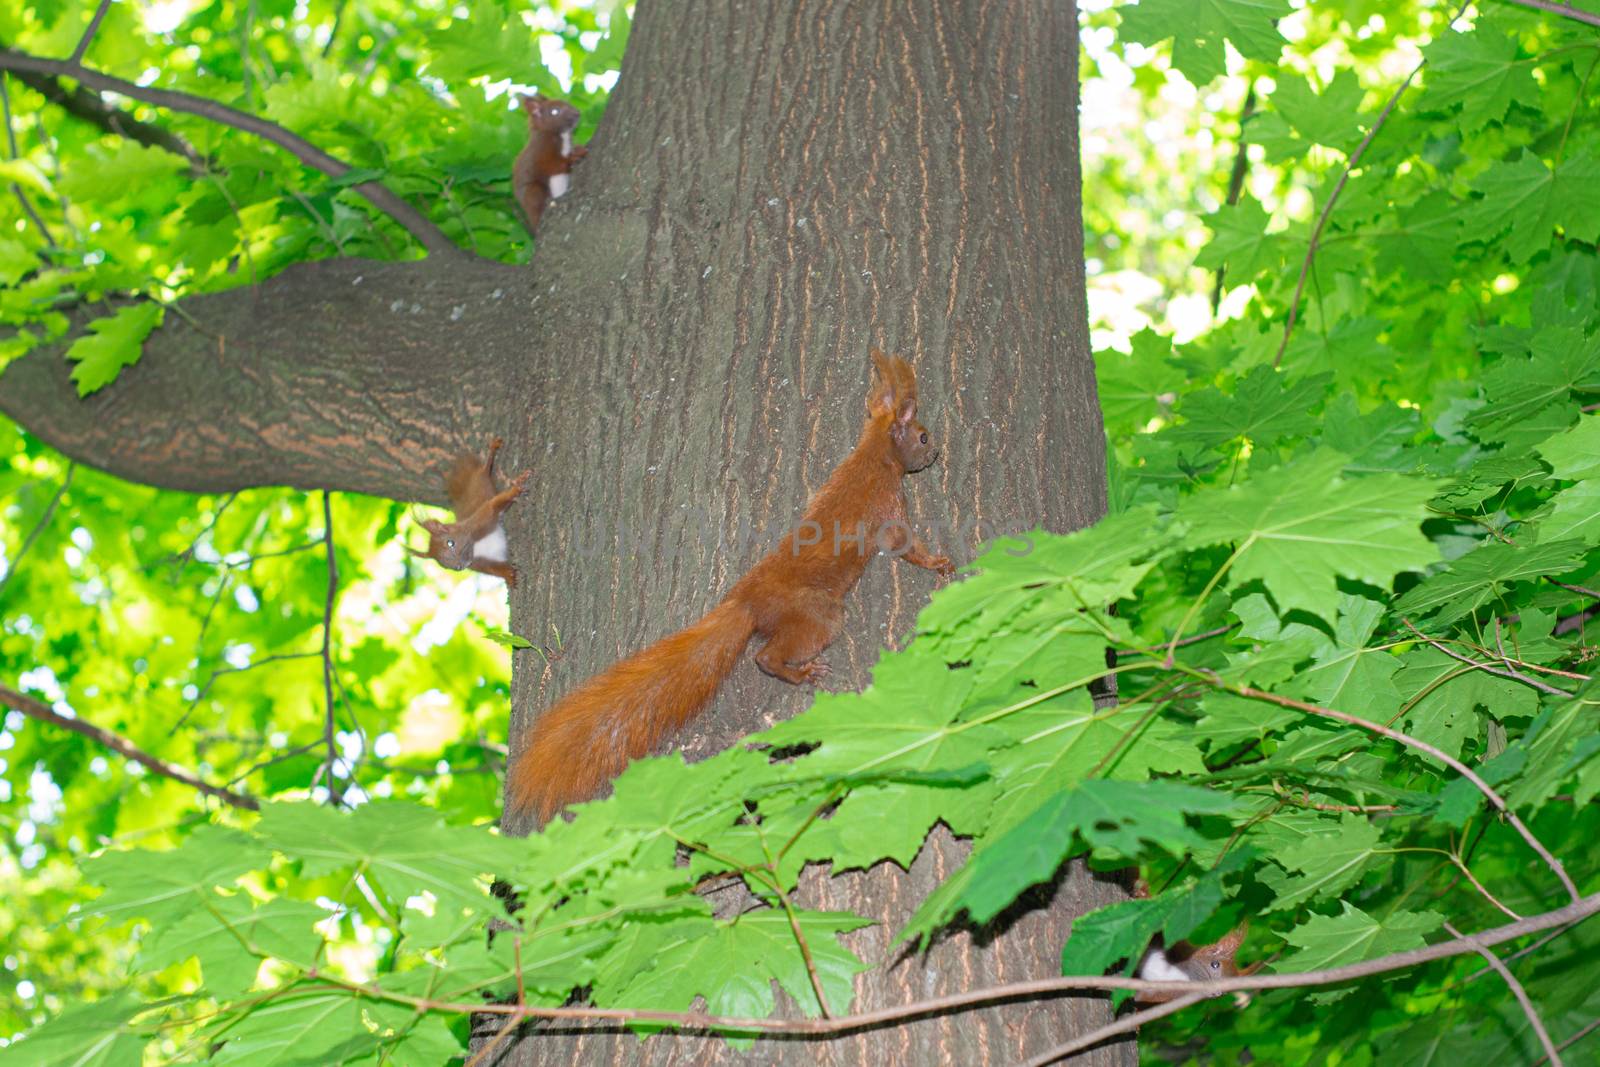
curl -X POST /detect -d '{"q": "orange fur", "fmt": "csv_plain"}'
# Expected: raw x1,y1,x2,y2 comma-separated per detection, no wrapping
507,350,953,824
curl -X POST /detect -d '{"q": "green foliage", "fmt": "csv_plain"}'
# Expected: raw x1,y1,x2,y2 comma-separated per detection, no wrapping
4,0,1600,1065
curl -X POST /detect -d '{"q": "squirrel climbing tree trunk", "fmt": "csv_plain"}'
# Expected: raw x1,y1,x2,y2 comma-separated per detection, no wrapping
0,0,1127,1062
489,0,1123,1063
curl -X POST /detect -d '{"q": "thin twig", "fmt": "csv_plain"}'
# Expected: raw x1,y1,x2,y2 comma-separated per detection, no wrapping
1273,0,1474,368
0,685,260,810
320,492,342,807
1538,1017,1600,1066
1547,578,1600,601
1400,617,1575,697
0,462,74,603
1211,87,1257,314
1013,993,1203,1067
1213,678,1581,903
0,49,463,257
1499,0,1600,28
69,0,115,65
0,73,55,245
1443,921,1562,1066
287,891,1600,1036
1115,624,1237,658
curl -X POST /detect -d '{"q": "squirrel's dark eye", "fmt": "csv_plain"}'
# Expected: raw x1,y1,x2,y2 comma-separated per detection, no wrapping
1210,960,1221,972
446,539,455,548
919,432,928,444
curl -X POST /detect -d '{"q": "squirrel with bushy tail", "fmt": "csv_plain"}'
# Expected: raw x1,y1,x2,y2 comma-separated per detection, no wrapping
507,349,955,823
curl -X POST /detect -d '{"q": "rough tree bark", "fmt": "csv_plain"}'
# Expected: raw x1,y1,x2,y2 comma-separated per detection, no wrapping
0,0,1129,1063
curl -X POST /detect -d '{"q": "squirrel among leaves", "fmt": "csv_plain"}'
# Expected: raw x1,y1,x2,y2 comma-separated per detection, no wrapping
1129,880,1257,1004
408,437,530,587
512,94,586,233
507,349,955,824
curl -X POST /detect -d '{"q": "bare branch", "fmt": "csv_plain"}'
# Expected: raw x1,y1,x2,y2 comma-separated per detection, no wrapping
1444,921,1563,1067
69,0,115,65
1013,993,1205,1067
1214,678,1581,903
1,65,204,168
1210,87,1256,314
320,491,343,807
0,461,73,604
1498,0,1600,28
1401,617,1575,697
0,48,464,257
293,890,1600,1037
0,73,56,245
0,684,260,810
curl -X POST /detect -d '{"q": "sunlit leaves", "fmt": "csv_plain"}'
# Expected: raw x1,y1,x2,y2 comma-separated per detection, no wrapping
1117,0,1290,85
1178,451,1439,620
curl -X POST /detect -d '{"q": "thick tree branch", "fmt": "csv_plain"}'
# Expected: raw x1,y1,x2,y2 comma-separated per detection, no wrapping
0,684,260,810
0,48,463,257
0,257,530,504
2,64,204,168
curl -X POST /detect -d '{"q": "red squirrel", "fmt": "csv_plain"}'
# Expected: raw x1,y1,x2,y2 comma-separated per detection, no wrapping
408,438,530,587
1128,880,1256,1003
507,349,955,823
1135,924,1253,1003
512,94,586,233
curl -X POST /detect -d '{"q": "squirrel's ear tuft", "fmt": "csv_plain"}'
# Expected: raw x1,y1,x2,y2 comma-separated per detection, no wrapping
867,347,896,416
890,354,918,406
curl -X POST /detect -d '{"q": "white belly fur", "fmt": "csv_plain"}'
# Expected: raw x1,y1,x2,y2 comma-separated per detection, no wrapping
474,526,508,562
1137,947,1189,983
548,131,573,199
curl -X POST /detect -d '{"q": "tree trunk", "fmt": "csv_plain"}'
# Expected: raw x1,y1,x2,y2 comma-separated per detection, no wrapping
493,0,1125,1063
0,0,1128,1061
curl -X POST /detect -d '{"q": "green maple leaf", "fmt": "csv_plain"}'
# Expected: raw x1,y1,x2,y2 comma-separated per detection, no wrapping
1195,198,1289,283
1,990,145,1067
81,824,265,925
1178,451,1439,622
1465,150,1600,263
604,911,869,1023
1420,28,1539,131
1279,902,1442,971
1058,858,1245,978
138,896,327,998
1394,538,1588,627
1171,366,1331,449
253,800,523,908
1466,326,1600,446
1096,329,1184,431
1536,414,1600,481
1118,0,1290,85
1291,594,1402,712
897,781,1237,946
1260,814,1383,911
65,302,165,397
211,987,380,1065
1392,647,1537,760
1539,479,1600,545
1371,193,1466,283
1272,70,1366,150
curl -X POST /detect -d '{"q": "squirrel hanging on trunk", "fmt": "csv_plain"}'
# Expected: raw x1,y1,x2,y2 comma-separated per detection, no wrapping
407,438,530,587
507,349,955,824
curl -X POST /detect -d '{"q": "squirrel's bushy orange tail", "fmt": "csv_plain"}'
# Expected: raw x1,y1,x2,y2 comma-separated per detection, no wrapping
508,599,756,824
